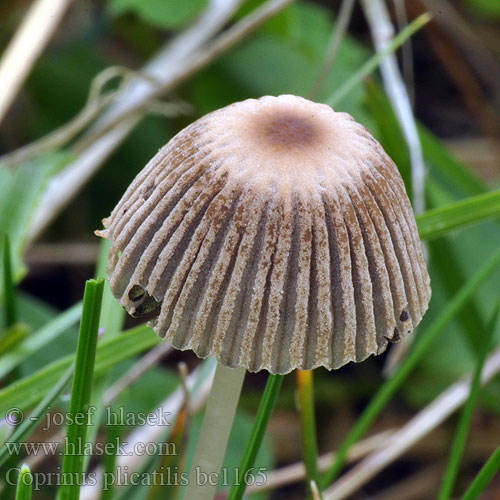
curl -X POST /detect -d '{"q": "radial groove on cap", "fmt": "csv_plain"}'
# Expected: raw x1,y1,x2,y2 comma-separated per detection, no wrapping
341,188,378,361
163,189,242,348
308,199,333,368
347,184,394,350
218,197,269,365
108,132,199,230
131,174,226,293
364,169,422,323
260,203,294,371
191,190,256,357
375,160,429,304
322,194,356,368
214,199,265,365
356,177,414,338
238,201,279,369
98,94,431,374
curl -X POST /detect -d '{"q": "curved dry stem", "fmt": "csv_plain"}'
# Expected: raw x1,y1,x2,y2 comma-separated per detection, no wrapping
26,0,296,245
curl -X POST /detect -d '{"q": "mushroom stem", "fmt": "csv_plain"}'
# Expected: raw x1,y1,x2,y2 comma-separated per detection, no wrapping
184,363,246,500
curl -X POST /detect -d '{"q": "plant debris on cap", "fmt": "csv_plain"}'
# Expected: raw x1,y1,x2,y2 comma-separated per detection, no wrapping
96,94,431,375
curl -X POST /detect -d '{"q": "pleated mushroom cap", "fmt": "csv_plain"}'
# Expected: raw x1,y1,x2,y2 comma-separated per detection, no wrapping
97,94,431,374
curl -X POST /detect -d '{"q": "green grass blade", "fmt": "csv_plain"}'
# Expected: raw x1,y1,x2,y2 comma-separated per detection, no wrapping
0,363,73,468
227,373,284,500
0,301,81,379
83,239,126,473
419,127,487,197
416,190,500,241
2,234,16,329
0,324,29,357
0,323,159,414
424,185,489,354
437,303,500,500
321,246,500,488
326,12,432,107
15,464,32,500
460,446,500,500
59,278,104,500
297,370,321,498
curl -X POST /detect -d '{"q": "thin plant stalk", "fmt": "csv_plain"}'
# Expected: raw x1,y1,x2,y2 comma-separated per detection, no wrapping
437,303,500,500
83,239,125,473
183,363,246,500
59,278,104,500
15,463,32,500
2,234,16,329
297,370,321,498
308,0,356,100
362,0,426,215
321,246,500,488
227,373,284,500
0,234,19,500
326,12,432,107
460,446,500,500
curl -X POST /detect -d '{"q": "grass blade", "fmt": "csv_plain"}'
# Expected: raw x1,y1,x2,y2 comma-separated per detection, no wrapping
227,373,284,500
460,446,500,500
0,324,29,357
0,301,81,379
419,127,487,197
297,370,321,498
83,239,126,473
2,234,16,329
15,464,32,500
417,190,500,241
0,362,73,468
437,303,500,500
0,323,159,414
326,12,432,107
59,278,104,500
320,246,500,488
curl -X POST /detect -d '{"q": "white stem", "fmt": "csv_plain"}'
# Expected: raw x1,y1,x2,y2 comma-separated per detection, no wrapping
184,364,246,500
362,0,426,216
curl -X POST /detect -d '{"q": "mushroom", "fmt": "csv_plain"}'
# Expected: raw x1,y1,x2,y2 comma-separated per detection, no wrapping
97,94,430,374
96,94,431,499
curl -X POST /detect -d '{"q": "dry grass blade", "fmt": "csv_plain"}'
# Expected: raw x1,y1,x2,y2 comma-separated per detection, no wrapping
362,0,426,216
26,0,296,245
0,0,73,125
308,0,355,100
323,345,500,500
244,430,395,495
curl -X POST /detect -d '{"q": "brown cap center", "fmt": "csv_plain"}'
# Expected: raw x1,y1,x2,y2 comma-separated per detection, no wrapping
265,115,315,146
